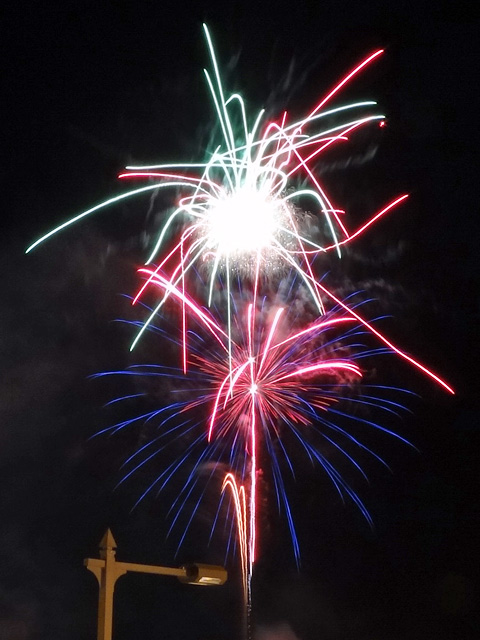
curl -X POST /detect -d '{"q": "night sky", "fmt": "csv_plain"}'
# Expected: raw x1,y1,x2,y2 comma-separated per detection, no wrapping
2,2,479,639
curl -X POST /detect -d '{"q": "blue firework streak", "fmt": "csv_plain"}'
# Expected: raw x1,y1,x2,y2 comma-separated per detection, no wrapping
93,281,414,566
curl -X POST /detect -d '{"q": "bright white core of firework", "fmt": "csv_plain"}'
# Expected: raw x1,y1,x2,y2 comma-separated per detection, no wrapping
206,188,279,256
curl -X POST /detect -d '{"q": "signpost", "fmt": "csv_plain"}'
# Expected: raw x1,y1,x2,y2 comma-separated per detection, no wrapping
84,529,227,640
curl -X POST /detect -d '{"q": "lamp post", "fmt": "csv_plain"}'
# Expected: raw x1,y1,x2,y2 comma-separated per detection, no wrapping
84,529,227,640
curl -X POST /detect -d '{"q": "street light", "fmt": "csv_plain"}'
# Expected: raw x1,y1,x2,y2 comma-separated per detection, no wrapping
178,563,228,586
85,529,227,640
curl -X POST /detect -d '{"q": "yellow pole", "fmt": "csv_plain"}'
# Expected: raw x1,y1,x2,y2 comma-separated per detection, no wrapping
84,529,227,640
85,529,126,640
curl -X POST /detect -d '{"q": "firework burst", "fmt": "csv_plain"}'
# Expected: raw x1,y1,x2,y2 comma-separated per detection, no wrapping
26,24,454,628
95,276,415,573
26,26,406,358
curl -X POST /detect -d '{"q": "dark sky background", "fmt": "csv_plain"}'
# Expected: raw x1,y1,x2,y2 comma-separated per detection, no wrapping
1,1,479,639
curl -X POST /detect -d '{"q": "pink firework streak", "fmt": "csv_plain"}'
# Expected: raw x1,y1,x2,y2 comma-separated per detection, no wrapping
133,270,451,583
207,304,360,594
121,43,403,352
26,31,410,368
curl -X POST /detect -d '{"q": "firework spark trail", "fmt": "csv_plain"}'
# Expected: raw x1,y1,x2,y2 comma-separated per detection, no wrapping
222,474,248,600
222,472,254,640
26,26,396,362
128,263,452,605
92,284,427,640
95,256,446,621
203,301,361,573
25,24,455,627
127,190,410,364
119,108,389,327
131,275,394,555
137,265,453,395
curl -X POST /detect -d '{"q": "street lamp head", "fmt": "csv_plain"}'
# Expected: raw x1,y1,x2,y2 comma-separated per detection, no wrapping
178,563,227,586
